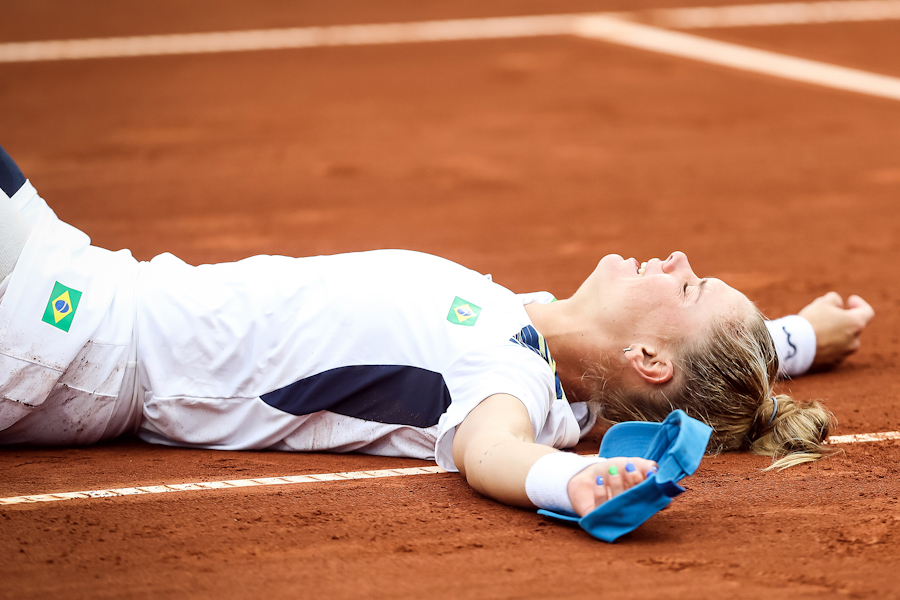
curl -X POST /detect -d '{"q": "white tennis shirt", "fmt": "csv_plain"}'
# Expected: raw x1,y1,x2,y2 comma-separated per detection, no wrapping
134,249,583,471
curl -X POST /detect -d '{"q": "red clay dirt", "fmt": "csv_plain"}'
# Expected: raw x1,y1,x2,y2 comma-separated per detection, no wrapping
2,2,900,599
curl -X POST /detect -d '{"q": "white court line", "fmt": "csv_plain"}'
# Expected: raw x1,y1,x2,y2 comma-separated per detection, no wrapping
0,431,896,507
573,15,900,101
0,15,582,63
1,4,899,102
826,430,900,444
0,465,448,506
2,0,900,64
649,0,900,29
4,2,900,64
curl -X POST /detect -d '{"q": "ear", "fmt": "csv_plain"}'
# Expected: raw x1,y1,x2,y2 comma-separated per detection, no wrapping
625,344,674,385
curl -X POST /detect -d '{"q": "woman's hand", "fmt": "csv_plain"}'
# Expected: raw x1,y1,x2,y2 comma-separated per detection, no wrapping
798,292,875,371
567,457,658,517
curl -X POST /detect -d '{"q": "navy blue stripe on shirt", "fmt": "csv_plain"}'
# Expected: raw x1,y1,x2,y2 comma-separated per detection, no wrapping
261,365,452,428
0,145,26,198
510,325,565,401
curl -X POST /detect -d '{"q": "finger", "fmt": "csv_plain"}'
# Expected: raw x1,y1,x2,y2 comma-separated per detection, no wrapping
594,475,610,506
644,462,658,478
604,464,626,498
623,461,645,488
632,458,657,477
820,291,844,307
570,471,609,516
846,295,875,325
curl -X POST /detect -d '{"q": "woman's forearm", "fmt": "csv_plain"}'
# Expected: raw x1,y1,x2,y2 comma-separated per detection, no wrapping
456,427,558,508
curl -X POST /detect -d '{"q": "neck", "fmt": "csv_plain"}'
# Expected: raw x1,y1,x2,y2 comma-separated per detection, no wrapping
525,299,611,404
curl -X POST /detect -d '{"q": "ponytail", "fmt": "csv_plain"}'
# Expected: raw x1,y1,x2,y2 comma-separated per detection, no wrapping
749,393,834,470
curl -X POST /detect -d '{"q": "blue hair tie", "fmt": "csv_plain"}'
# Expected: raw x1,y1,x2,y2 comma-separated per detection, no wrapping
767,397,779,427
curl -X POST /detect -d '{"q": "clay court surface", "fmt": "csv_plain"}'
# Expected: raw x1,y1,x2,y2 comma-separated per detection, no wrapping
2,1,900,598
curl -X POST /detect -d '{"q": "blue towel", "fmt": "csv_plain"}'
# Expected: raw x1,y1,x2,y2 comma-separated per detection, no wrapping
537,409,712,542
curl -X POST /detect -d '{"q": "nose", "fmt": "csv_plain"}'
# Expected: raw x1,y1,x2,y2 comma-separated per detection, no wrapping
661,251,696,277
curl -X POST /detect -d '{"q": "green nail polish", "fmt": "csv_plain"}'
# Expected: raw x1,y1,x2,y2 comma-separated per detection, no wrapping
608,465,619,476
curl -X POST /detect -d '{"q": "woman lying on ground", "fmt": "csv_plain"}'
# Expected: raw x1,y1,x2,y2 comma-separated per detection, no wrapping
0,145,873,517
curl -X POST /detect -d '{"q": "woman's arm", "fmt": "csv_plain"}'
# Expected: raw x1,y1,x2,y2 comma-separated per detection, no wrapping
452,393,655,515
452,393,554,508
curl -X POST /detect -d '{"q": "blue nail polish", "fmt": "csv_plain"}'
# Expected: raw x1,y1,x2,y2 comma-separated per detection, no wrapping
596,476,604,486
648,467,658,475
625,462,636,473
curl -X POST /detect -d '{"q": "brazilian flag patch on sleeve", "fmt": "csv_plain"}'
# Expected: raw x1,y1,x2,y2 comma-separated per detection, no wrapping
447,296,481,327
41,282,82,333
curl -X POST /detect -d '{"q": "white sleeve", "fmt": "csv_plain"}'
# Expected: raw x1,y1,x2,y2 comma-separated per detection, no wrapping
433,346,580,472
765,316,817,377
570,402,597,438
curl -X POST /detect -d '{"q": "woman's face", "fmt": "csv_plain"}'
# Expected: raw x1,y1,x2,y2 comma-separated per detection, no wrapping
583,251,753,347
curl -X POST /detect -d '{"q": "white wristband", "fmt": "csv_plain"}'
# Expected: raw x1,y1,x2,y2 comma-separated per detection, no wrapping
765,316,817,377
525,452,605,516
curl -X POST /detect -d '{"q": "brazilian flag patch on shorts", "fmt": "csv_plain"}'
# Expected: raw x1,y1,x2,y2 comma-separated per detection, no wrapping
41,282,82,333
447,296,481,327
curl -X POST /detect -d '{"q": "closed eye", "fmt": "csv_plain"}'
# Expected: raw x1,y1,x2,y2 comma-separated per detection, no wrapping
685,278,709,303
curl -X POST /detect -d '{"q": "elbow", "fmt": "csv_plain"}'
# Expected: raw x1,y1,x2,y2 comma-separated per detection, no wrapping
453,435,476,482
452,430,490,490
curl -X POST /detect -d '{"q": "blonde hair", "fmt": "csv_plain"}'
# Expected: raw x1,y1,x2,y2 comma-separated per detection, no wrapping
590,309,835,470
